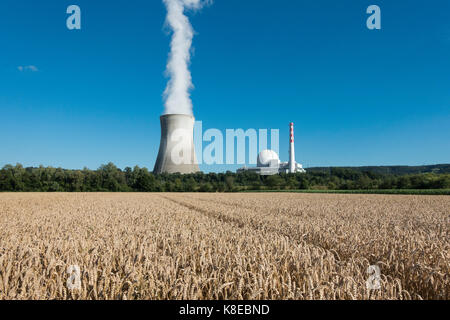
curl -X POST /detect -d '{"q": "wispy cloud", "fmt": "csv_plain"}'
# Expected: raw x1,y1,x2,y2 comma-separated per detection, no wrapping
17,65,39,72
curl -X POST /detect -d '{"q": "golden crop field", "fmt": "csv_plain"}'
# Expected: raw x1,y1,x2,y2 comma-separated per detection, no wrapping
0,193,448,300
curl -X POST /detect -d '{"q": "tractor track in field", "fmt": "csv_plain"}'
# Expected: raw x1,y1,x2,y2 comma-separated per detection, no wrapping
160,194,350,260
159,194,446,299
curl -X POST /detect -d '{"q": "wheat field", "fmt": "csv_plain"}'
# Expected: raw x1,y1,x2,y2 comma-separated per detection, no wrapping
0,193,448,300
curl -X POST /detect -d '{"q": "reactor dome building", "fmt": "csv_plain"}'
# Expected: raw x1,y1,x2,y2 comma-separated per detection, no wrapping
237,122,306,175
257,150,280,168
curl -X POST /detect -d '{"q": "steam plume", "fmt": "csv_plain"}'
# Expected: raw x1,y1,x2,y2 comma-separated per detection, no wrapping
162,0,210,115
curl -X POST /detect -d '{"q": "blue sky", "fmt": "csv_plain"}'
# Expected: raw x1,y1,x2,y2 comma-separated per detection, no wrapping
0,0,449,172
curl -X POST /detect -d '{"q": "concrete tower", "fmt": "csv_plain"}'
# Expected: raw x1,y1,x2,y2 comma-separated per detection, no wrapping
153,114,200,174
289,122,295,173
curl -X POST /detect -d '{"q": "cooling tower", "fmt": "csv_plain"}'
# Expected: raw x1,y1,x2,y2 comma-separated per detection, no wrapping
153,114,200,174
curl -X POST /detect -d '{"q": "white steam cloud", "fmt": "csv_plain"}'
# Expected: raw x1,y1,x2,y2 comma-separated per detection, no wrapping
162,0,210,115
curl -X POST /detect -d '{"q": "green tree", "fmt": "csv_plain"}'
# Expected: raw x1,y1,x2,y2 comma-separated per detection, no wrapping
286,177,298,190
185,177,197,192
397,176,411,189
49,182,62,192
265,175,283,189
225,176,234,192
134,168,155,192
199,182,213,192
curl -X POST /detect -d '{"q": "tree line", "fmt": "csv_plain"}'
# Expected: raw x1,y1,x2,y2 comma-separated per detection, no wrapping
307,164,450,175
0,163,449,192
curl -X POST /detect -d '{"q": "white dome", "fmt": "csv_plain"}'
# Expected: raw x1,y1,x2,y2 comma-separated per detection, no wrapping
257,150,279,167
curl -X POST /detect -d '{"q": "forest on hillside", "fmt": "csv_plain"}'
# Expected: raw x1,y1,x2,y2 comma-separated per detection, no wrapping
307,164,450,175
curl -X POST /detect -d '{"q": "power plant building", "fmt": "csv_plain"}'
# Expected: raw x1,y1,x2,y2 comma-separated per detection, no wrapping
153,115,305,176
237,122,306,175
153,114,200,174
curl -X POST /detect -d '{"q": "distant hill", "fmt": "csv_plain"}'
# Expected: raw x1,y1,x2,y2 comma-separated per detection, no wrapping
306,164,450,175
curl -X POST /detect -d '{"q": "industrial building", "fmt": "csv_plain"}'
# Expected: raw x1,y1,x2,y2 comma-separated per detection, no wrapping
153,114,305,176
153,114,200,174
237,122,306,176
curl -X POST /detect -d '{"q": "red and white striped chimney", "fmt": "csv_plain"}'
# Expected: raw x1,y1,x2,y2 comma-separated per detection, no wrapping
289,122,295,173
